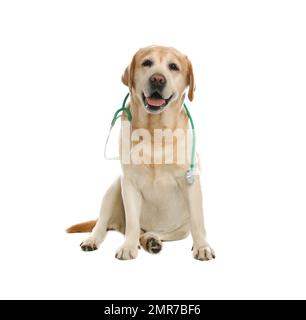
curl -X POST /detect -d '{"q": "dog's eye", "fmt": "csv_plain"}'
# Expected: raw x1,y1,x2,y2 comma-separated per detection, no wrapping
142,59,153,67
169,63,179,71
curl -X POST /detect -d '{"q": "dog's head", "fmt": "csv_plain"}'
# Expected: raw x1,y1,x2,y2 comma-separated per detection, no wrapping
122,46,195,114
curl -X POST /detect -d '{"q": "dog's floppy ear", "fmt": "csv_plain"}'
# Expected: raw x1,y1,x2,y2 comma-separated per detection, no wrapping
187,57,196,101
121,54,137,89
121,66,130,87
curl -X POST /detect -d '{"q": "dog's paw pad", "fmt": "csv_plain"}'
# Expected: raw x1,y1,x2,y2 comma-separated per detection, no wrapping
146,237,162,254
193,245,215,261
80,238,98,252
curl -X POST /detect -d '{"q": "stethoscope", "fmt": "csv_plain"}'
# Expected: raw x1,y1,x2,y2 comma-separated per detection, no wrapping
104,93,196,185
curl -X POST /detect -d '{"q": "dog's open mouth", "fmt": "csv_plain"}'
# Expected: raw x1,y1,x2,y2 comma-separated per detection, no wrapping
142,92,173,113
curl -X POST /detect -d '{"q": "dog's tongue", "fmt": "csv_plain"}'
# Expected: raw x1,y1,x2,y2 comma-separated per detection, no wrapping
146,97,166,107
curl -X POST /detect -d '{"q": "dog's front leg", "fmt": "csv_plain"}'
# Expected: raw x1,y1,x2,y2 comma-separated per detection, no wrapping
115,177,142,260
186,176,215,261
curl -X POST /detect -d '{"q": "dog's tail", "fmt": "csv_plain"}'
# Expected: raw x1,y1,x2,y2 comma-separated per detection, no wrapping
66,220,97,233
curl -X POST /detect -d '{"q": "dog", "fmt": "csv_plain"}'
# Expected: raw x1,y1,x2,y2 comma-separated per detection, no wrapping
66,45,215,261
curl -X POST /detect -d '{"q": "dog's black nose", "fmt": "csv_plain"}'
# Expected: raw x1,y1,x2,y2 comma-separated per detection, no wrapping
150,73,166,90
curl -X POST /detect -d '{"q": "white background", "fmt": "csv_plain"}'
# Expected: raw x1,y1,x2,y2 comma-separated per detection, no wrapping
0,0,306,300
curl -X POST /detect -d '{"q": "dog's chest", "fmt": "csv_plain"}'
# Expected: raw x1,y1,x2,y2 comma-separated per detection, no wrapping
136,169,189,232
141,173,180,204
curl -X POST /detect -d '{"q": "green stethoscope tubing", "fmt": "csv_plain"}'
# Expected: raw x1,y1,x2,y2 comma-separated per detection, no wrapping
183,101,196,172
111,93,132,125
109,93,196,175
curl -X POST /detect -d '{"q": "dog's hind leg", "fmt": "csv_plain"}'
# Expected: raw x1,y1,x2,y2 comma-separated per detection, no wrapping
81,177,125,251
139,232,163,254
139,222,191,255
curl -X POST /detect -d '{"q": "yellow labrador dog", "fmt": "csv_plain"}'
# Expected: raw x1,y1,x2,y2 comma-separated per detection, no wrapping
67,46,215,261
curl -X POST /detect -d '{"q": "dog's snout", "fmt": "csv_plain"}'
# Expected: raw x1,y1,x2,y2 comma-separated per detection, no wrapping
150,73,166,89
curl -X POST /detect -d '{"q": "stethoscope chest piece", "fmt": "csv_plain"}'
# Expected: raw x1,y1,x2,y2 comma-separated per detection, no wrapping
185,169,194,185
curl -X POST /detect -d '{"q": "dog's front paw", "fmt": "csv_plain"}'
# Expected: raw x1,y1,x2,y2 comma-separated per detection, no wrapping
115,245,138,260
192,244,215,261
80,237,99,252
